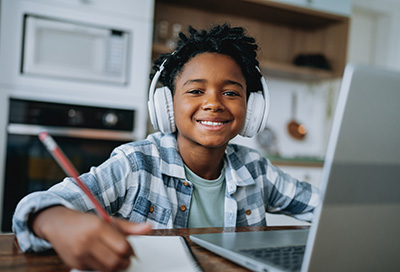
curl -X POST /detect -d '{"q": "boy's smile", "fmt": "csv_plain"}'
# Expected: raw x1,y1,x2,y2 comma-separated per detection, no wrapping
173,52,247,151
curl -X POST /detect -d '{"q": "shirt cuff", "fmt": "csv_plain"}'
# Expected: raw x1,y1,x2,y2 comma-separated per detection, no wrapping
12,191,77,252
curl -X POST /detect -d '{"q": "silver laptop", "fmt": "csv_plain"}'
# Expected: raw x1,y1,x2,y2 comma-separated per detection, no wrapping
190,64,400,272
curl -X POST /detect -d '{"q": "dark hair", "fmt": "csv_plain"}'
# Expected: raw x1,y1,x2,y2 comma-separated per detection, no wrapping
150,24,262,95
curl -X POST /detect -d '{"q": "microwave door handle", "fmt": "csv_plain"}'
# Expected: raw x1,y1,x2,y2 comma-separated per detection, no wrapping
7,124,134,141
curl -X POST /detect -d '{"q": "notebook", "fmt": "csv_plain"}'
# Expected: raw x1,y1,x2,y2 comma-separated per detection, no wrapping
190,64,400,272
126,236,202,272
71,235,202,272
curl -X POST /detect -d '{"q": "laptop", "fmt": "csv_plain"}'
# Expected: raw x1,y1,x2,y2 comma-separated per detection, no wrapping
190,64,400,272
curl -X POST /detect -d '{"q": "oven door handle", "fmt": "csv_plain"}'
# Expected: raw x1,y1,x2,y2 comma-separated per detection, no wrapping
7,124,135,141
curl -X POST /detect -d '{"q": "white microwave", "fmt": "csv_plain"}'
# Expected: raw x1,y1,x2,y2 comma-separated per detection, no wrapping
22,15,129,85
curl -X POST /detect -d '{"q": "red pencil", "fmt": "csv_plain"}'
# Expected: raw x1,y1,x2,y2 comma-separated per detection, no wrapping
38,131,112,224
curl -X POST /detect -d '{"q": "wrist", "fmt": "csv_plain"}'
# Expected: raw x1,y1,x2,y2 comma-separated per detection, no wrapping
31,205,65,240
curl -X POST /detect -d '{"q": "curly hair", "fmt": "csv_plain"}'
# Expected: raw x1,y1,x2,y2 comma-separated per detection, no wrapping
150,24,262,95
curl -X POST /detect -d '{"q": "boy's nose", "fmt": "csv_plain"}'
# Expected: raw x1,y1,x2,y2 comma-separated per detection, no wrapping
201,93,225,112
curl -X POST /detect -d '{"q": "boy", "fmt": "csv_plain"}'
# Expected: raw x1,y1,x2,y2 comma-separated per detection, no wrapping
13,24,320,271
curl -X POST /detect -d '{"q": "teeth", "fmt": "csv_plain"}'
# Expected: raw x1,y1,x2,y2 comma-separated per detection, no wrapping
200,121,224,126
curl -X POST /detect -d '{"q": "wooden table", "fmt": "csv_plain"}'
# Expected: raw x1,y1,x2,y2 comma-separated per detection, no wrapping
0,226,308,272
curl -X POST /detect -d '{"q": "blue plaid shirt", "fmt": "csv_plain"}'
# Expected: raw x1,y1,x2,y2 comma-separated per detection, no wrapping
13,132,320,252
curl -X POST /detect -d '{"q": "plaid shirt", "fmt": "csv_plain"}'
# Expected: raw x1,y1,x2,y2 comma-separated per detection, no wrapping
13,132,320,252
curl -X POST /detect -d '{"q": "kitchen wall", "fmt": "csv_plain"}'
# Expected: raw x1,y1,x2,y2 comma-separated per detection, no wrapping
232,77,342,160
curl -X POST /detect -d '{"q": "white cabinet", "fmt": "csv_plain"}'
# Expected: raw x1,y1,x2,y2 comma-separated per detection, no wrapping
268,0,352,16
268,0,305,7
348,0,400,72
310,0,352,16
24,0,154,20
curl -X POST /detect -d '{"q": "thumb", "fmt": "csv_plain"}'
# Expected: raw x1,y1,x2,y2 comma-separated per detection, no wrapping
114,219,152,235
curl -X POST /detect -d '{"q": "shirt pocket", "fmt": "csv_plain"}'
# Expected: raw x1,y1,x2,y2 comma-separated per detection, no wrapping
131,196,171,225
236,202,266,226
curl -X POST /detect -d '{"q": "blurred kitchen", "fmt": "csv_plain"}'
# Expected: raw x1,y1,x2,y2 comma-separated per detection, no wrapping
0,0,399,231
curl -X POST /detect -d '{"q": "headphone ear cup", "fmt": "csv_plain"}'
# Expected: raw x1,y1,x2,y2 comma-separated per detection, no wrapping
154,86,176,133
240,91,265,137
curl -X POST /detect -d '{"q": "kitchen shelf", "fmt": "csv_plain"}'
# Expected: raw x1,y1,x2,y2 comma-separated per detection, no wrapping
267,155,324,168
153,44,336,81
153,0,349,81
260,60,335,81
156,0,348,28
152,43,170,56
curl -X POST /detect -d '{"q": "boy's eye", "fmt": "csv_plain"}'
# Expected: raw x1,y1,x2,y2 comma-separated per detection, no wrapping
223,90,240,96
188,89,203,94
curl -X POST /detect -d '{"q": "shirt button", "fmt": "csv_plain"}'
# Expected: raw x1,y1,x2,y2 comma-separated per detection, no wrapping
183,181,189,187
180,205,187,212
245,209,252,215
149,206,154,213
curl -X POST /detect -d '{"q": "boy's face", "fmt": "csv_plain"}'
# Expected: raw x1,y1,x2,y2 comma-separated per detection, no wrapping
173,52,247,149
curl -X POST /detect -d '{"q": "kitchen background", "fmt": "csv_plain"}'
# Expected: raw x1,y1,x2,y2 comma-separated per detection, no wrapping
0,0,399,231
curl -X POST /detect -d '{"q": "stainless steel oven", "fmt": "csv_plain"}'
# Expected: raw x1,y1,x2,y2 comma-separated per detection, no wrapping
1,98,135,232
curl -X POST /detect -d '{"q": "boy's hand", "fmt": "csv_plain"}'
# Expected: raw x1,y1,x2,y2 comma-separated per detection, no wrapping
32,206,152,272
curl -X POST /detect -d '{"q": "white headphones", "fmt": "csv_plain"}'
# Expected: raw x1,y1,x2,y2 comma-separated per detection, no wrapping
147,57,270,138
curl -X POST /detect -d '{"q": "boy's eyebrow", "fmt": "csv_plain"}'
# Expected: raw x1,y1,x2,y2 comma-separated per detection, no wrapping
182,79,206,86
182,79,244,89
225,80,244,89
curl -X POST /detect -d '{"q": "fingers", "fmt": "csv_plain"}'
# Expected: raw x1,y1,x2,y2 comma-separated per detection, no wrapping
90,220,152,271
62,222,134,272
101,223,134,258
65,240,131,272
90,236,132,272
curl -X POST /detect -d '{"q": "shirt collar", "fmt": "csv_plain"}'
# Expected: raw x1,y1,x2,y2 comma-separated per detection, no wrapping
224,144,256,194
155,132,186,180
154,133,255,188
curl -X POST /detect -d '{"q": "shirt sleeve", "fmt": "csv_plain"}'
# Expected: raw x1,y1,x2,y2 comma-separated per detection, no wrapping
263,160,321,222
12,191,79,252
12,146,136,252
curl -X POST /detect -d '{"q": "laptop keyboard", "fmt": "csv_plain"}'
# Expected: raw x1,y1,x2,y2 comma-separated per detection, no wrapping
238,245,306,271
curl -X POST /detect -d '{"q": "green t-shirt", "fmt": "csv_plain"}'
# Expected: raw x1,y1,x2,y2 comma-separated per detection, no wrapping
184,164,226,228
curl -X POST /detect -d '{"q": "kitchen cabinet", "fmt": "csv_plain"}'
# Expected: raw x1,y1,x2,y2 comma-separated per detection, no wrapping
153,0,350,81
33,0,154,19
267,0,352,16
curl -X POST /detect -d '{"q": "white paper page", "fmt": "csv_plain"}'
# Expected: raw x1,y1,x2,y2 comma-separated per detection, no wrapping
126,235,200,272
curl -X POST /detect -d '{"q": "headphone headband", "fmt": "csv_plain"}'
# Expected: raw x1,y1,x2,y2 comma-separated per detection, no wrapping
258,67,270,132
148,58,168,130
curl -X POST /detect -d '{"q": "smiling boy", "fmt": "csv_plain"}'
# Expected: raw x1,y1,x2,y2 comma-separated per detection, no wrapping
13,24,320,271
